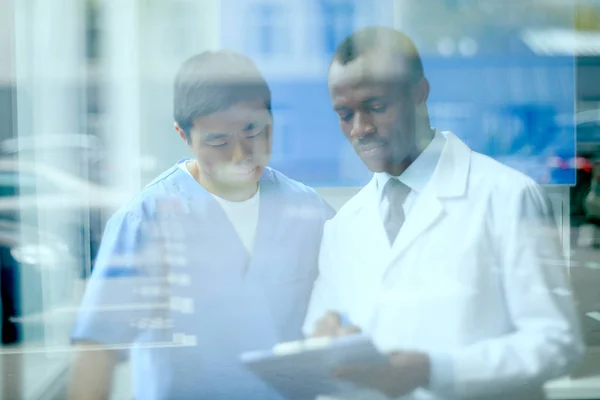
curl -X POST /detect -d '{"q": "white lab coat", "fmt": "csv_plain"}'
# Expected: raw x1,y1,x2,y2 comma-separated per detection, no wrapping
304,132,583,400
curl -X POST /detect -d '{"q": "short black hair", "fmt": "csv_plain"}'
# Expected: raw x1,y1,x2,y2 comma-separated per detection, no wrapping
332,26,424,81
173,51,272,138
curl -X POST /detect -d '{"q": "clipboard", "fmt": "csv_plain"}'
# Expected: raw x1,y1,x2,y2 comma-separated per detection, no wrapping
240,334,387,400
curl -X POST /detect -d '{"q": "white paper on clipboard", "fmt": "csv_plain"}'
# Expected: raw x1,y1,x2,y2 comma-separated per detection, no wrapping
240,334,387,400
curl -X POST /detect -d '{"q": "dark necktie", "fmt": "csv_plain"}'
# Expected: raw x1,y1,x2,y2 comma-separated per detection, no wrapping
382,178,410,245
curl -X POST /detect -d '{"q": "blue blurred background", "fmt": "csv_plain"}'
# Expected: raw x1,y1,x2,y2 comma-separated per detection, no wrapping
222,0,576,187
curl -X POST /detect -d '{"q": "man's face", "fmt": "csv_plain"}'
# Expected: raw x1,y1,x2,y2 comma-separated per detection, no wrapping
187,99,272,187
328,51,426,174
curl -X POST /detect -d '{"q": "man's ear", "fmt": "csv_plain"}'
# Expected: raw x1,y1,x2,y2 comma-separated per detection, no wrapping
413,77,430,105
174,122,190,145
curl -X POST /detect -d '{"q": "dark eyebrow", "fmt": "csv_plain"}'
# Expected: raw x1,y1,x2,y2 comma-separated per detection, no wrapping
361,96,386,105
333,96,387,112
243,122,258,131
333,105,351,112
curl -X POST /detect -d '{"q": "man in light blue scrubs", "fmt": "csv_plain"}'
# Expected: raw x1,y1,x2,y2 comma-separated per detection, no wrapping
69,51,334,400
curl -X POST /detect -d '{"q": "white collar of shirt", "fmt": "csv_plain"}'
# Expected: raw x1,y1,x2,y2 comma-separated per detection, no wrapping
375,129,446,202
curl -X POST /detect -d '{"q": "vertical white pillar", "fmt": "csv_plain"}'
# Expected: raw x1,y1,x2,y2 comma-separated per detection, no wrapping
14,0,86,348
100,0,222,191
392,0,413,32
0,0,21,396
136,0,222,182
100,0,142,194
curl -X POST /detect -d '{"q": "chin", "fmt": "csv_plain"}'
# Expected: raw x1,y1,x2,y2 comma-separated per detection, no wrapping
222,166,264,187
246,165,265,183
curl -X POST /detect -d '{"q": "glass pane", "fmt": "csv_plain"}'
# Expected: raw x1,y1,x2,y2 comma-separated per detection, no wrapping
3,0,599,399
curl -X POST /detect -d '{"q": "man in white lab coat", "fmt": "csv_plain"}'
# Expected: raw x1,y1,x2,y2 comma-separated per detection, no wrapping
303,27,583,400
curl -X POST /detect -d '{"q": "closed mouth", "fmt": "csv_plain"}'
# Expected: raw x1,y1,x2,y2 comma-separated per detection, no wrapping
231,165,258,175
357,143,386,156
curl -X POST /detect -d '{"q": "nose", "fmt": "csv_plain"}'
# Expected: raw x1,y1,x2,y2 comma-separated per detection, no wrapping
350,112,375,138
231,137,251,164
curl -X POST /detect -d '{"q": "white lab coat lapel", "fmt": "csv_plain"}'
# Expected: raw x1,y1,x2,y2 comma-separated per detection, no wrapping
384,132,472,279
391,187,444,259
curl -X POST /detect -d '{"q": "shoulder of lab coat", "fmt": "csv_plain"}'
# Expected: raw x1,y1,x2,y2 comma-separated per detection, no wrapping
302,177,375,336
317,176,377,238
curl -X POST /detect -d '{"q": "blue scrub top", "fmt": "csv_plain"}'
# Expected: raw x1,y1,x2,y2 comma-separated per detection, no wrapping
72,161,335,400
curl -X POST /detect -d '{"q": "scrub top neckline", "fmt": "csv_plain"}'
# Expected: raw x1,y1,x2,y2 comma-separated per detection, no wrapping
168,160,279,282
176,159,261,205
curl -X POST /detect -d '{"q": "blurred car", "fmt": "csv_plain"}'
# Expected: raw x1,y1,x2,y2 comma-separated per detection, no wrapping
584,162,600,223
0,220,76,344
1,134,107,185
0,133,162,187
0,158,126,276
572,112,600,216
549,110,600,216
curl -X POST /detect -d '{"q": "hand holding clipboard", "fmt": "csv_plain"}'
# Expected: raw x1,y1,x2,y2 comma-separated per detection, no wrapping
312,312,361,338
240,311,431,400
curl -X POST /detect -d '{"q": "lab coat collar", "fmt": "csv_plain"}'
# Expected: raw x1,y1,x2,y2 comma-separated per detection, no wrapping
367,131,471,202
358,131,472,261
432,130,471,198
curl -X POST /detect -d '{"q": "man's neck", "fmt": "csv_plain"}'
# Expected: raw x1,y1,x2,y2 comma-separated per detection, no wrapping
415,124,435,154
385,156,417,177
385,126,435,177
